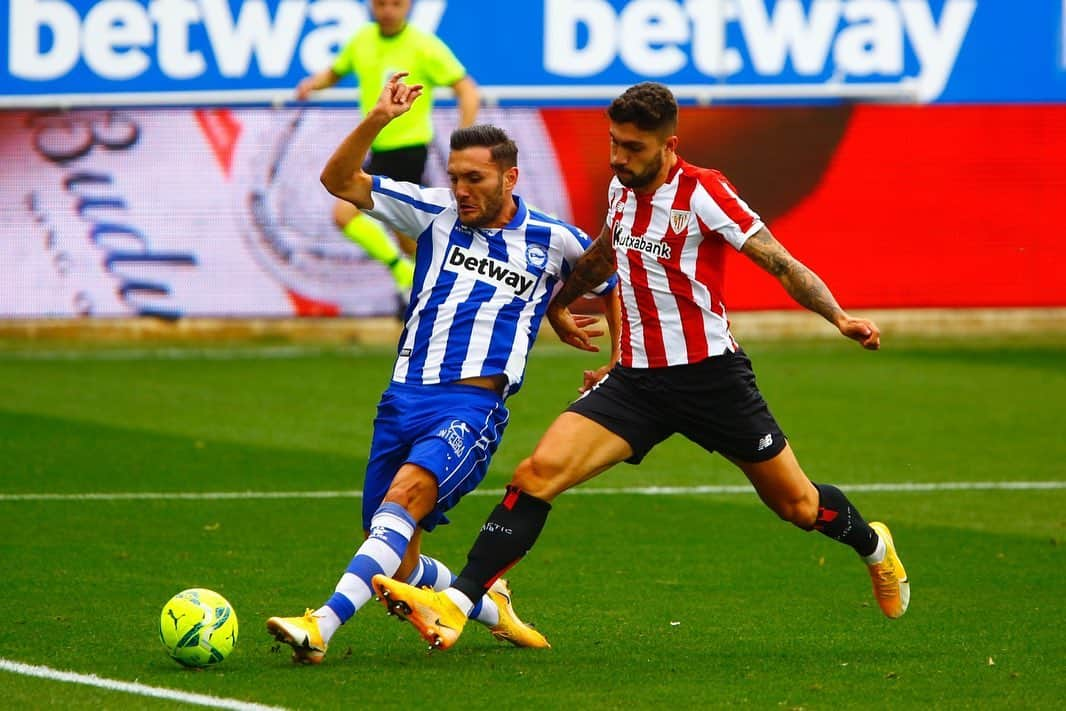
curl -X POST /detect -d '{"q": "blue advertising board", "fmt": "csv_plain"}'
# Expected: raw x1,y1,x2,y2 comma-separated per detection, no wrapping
2,0,1065,107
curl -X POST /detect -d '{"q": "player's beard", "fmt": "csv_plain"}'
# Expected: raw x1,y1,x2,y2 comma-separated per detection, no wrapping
613,152,663,190
459,182,506,228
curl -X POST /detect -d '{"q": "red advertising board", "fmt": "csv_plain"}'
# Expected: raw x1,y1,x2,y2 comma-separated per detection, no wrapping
543,104,1066,310
2,104,1061,318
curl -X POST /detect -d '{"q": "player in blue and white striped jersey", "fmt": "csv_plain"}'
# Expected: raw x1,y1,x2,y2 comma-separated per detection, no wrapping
267,72,618,664
372,175,602,397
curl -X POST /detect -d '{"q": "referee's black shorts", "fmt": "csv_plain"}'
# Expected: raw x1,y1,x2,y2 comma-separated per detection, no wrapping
566,349,787,464
368,145,429,184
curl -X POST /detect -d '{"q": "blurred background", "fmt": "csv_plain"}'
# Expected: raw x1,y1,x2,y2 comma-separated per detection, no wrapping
1,0,1063,328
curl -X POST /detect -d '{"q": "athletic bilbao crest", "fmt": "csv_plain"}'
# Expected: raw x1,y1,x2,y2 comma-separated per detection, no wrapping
669,209,691,234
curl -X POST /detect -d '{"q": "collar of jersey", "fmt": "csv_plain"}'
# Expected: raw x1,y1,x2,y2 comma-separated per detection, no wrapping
667,157,685,184
475,195,528,235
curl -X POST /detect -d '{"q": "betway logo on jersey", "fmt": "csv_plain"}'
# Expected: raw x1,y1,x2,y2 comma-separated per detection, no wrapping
8,0,445,81
613,224,671,260
545,0,977,102
445,245,536,298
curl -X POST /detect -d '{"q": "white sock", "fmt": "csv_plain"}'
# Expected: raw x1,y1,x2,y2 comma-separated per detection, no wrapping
406,555,499,625
444,588,475,617
863,535,887,565
472,598,500,626
313,606,342,644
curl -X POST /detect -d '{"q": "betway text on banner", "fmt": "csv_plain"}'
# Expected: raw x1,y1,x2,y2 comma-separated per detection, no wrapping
3,0,1065,107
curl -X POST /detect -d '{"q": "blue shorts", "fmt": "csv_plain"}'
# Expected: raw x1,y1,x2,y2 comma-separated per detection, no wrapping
362,381,509,532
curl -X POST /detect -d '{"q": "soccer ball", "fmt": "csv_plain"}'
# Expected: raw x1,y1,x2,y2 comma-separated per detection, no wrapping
158,588,239,668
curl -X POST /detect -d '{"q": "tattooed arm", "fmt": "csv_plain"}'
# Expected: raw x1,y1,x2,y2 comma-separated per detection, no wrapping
552,225,618,309
548,225,619,353
741,226,880,350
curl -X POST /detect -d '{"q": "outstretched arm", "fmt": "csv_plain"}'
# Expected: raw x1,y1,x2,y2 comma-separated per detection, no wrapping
295,68,341,101
320,72,424,208
553,226,618,310
452,76,480,128
741,226,880,350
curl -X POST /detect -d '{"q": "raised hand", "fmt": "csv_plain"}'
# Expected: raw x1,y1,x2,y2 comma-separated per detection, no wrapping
375,72,425,119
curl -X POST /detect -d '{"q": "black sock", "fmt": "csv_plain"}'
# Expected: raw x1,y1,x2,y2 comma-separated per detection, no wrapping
452,486,552,603
813,483,878,557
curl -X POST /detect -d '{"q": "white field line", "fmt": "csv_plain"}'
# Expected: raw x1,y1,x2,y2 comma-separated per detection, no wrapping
1,481,1063,502
0,345,367,361
0,658,287,711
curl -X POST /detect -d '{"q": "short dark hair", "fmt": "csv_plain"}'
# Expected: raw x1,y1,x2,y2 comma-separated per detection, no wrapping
607,82,678,135
450,125,518,170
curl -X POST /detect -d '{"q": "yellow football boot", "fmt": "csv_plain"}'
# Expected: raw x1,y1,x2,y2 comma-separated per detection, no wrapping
487,579,550,648
373,574,467,650
266,609,327,664
867,522,910,618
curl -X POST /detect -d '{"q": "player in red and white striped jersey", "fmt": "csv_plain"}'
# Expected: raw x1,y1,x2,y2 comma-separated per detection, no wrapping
374,83,908,652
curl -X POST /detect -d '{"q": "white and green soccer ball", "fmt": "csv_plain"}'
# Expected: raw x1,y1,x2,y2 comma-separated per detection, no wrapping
159,588,239,668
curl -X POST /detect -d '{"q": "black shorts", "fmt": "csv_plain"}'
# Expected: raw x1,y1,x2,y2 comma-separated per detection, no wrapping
368,145,429,184
567,349,787,464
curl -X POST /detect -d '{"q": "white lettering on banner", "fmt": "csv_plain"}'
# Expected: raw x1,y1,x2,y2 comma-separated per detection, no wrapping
8,0,443,81
10,0,80,79
151,0,207,80
544,0,977,102
202,0,306,77
83,1,153,79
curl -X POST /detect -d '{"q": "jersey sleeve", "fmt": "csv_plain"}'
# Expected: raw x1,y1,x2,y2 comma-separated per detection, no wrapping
420,34,468,87
365,177,453,240
330,27,367,77
693,170,764,250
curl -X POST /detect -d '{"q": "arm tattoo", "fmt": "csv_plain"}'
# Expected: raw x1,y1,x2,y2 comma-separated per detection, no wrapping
553,229,618,308
742,228,844,324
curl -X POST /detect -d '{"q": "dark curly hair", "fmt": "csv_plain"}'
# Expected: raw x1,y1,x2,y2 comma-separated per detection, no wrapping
607,82,678,136
450,125,518,170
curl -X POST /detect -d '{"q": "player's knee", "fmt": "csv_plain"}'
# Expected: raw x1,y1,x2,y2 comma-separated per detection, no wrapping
512,452,567,500
770,492,819,529
383,469,438,519
332,200,359,228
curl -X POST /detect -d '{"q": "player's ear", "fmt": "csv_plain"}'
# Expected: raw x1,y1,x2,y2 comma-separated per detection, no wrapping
664,134,679,153
503,166,519,191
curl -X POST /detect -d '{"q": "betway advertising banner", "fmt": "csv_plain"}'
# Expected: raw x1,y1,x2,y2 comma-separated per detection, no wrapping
2,102,1063,319
2,0,1065,107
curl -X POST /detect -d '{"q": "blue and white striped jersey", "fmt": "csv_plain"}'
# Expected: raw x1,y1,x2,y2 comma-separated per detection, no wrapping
366,176,614,397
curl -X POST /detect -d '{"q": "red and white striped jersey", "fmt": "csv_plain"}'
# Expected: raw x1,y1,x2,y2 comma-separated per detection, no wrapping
606,157,763,368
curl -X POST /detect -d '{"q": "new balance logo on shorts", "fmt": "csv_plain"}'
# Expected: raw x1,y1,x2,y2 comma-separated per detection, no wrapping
757,433,774,451
444,245,536,298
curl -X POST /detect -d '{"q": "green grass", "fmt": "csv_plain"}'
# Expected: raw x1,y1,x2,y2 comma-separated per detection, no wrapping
0,337,1063,709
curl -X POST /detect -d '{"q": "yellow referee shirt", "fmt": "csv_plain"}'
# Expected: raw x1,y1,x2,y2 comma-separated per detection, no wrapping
332,23,468,151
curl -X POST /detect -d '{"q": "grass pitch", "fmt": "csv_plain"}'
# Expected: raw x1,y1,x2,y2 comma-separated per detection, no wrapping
0,336,1063,709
